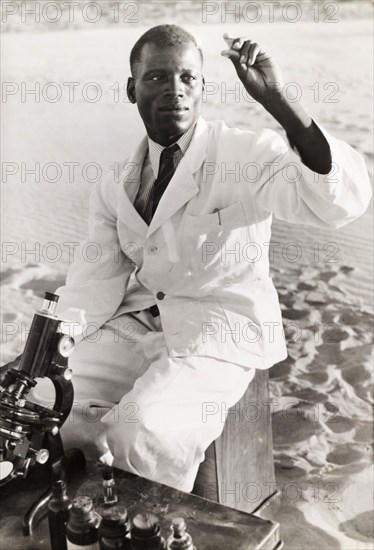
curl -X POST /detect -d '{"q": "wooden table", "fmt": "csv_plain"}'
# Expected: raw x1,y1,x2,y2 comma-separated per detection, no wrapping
0,461,282,549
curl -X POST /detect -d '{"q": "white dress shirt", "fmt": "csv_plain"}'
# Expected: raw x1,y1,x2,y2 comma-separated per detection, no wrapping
134,122,197,222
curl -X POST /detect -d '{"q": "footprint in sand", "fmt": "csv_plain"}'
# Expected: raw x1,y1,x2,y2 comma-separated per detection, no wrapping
272,406,324,445
305,291,327,305
328,284,345,294
2,313,19,323
354,423,373,443
340,511,374,544
282,309,310,321
1,267,22,285
297,282,315,291
1,263,66,298
318,270,339,283
327,445,364,466
325,415,356,434
339,265,355,275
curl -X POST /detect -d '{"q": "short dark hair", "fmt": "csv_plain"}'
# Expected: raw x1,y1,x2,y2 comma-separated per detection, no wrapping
130,24,203,77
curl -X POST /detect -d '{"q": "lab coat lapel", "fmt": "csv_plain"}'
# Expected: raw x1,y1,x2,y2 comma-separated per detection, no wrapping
116,135,149,239
147,117,209,237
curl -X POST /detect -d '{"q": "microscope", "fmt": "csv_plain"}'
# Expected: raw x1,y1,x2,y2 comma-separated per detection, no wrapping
0,292,85,535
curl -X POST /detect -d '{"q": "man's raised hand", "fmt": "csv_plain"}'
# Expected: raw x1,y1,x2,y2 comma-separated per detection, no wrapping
221,34,284,105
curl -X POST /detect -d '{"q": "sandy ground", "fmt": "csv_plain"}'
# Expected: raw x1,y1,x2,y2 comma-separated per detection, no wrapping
1,17,373,550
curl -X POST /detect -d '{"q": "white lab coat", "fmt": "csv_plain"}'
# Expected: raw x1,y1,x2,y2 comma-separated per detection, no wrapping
57,117,371,370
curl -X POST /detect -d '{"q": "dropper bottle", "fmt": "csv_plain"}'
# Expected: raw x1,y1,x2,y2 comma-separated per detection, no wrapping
48,480,72,550
166,518,196,550
66,496,101,549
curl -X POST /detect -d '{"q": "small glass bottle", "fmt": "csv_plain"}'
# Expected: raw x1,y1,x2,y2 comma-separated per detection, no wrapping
166,518,196,550
98,506,131,549
48,480,72,550
130,513,166,549
102,467,118,506
66,496,101,549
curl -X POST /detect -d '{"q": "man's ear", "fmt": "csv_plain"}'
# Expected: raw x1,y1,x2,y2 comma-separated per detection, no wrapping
127,77,136,104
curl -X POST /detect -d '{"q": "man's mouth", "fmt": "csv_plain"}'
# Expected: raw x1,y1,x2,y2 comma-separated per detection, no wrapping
159,105,189,112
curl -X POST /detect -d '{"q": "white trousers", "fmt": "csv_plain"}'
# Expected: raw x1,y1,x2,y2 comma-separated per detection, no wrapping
34,310,255,492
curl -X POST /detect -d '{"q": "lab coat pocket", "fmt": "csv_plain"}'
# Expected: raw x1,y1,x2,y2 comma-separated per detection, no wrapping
182,201,251,280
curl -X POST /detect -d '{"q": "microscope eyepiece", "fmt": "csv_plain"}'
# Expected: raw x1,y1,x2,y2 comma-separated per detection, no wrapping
41,292,59,316
44,292,59,302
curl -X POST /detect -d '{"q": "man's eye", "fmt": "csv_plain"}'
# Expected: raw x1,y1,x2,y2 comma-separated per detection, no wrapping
149,75,162,81
183,75,197,82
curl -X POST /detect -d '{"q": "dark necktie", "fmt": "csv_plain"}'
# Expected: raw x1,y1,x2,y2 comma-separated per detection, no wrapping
151,143,180,217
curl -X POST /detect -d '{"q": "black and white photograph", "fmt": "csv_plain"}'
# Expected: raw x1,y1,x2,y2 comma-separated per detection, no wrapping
1,1,373,548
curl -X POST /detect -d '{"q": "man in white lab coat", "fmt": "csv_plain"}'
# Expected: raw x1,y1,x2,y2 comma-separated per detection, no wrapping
53,25,371,492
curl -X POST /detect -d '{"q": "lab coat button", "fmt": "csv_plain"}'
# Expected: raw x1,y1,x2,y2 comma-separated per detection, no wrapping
149,246,158,254
156,291,165,300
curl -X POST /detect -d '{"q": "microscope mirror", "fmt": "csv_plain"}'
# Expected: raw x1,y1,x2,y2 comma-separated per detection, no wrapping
0,460,14,484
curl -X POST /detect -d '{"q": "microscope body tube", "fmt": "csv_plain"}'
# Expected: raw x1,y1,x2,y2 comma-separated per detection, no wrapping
18,294,60,379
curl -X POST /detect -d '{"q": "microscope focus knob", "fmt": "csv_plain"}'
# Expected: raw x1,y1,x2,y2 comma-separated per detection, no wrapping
51,366,73,381
57,335,75,358
29,448,50,464
36,449,49,464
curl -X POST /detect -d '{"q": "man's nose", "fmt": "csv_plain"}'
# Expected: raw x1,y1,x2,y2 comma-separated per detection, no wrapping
163,75,184,98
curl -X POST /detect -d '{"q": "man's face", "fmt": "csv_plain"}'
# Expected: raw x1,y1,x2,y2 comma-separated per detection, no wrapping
127,42,204,146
